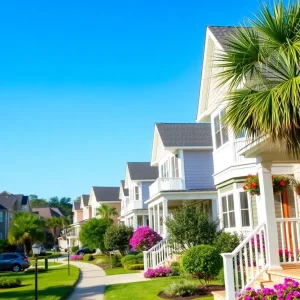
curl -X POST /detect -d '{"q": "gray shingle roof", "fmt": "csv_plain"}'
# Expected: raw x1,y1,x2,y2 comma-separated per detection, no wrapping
0,192,18,210
156,123,212,147
32,207,63,219
92,187,120,202
121,180,129,197
208,26,239,47
73,201,81,210
127,162,158,180
81,195,89,206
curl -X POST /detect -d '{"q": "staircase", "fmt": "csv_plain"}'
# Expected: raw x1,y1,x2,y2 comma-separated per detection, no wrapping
143,237,180,271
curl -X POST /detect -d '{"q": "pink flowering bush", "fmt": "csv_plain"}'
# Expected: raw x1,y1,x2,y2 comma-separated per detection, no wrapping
279,249,294,262
70,254,83,261
238,278,300,299
144,266,172,278
129,226,162,251
251,232,265,252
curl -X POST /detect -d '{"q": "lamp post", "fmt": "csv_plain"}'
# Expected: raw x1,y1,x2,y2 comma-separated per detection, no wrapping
32,242,42,300
67,246,70,276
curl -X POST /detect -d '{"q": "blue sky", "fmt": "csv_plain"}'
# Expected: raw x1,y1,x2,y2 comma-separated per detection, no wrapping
0,0,265,199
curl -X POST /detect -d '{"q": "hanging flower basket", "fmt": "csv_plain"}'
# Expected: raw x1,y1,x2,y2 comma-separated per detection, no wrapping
243,174,289,196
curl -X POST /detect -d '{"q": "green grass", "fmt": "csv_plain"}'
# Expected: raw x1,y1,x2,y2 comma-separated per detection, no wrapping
0,265,80,300
105,277,221,300
104,268,140,276
30,261,63,267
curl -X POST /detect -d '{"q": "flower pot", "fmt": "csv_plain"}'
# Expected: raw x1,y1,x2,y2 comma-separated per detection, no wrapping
295,186,300,196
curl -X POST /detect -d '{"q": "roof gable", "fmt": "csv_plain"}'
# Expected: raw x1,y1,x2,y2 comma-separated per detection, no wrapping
0,192,20,211
80,195,89,208
31,207,63,219
119,180,128,199
91,187,120,203
73,200,82,211
126,162,158,185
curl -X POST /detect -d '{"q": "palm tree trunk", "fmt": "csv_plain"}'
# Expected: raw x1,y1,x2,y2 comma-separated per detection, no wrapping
23,237,32,256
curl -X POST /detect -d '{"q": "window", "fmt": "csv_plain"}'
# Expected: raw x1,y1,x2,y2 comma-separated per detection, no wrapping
221,194,236,228
135,186,139,201
171,155,179,178
0,212,3,223
214,109,229,149
236,129,246,139
3,254,17,260
240,192,250,227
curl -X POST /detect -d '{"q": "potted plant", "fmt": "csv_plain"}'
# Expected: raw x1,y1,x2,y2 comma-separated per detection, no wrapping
243,174,289,196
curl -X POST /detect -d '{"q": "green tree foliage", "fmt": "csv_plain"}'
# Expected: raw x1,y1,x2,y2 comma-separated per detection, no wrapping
97,204,118,221
0,239,16,253
8,212,45,255
79,218,111,251
104,225,133,256
213,232,241,254
29,194,48,208
182,245,222,286
165,203,219,250
216,1,300,156
46,217,63,245
49,196,72,217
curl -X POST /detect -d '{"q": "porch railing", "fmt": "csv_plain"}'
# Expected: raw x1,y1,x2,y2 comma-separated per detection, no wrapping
149,178,184,198
222,223,269,299
276,218,300,263
143,237,181,271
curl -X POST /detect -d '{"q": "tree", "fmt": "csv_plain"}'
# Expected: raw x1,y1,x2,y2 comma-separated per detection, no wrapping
97,204,118,221
49,196,72,217
216,1,300,156
79,218,111,251
104,225,133,255
8,212,45,255
46,217,62,245
29,195,48,208
165,203,219,250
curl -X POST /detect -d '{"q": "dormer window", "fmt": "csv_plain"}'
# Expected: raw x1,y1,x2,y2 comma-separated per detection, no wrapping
214,109,229,149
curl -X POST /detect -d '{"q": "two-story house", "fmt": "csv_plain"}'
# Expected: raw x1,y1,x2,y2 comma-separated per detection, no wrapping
119,180,129,224
0,191,31,240
122,162,158,229
80,194,91,221
88,186,121,223
146,123,218,237
196,26,300,299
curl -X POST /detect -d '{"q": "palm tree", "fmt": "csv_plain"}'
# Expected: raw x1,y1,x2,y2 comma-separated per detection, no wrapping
46,217,62,245
96,204,118,221
216,1,300,156
8,212,45,255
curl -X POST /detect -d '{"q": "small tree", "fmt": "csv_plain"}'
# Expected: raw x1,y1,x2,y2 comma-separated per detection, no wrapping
182,245,222,286
104,225,133,256
165,203,219,250
97,204,118,222
79,218,111,251
129,226,162,251
213,232,241,254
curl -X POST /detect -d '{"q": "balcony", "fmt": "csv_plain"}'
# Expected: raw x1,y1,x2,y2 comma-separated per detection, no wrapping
149,177,184,198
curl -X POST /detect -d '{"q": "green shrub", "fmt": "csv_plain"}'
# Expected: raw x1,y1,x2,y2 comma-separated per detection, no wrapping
84,254,94,261
71,245,79,253
182,245,222,286
213,232,240,254
125,264,144,270
24,268,47,273
121,254,138,267
163,279,200,297
111,255,122,267
0,277,21,288
217,268,225,285
170,261,181,276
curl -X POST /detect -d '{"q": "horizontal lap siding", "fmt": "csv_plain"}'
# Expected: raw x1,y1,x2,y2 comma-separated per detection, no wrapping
183,150,214,190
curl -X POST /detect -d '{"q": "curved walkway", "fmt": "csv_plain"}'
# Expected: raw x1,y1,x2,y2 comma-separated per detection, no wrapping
56,256,147,300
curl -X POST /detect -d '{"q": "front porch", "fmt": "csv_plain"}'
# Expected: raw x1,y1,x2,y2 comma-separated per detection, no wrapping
124,210,149,229
146,190,218,237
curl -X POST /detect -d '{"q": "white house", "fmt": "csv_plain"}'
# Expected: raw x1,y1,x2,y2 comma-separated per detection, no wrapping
197,26,300,299
146,123,218,237
122,162,158,229
88,186,121,223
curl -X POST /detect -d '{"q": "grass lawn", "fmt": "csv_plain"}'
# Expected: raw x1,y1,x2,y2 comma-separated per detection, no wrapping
105,277,221,300
104,267,141,276
30,261,63,267
0,265,80,300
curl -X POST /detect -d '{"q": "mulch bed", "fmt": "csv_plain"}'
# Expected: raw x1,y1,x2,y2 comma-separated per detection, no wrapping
158,285,224,299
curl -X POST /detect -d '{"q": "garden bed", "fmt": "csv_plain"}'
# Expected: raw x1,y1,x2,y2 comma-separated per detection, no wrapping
158,285,224,299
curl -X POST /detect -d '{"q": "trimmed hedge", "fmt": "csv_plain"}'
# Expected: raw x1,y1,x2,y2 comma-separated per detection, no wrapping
121,254,143,267
83,254,94,261
125,264,144,270
0,277,21,288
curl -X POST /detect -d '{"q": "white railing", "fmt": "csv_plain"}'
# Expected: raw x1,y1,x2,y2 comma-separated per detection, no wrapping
234,139,256,165
149,178,184,198
222,223,269,299
143,237,181,271
127,200,143,211
276,218,300,264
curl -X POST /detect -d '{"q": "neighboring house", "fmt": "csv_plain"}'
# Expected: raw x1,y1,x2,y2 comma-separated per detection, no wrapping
0,191,31,240
88,186,121,223
196,26,300,299
81,194,91,220
122,162,158,229
146,123,218,237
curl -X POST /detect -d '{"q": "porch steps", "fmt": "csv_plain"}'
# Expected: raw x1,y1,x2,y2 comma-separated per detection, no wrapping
213,264,300,300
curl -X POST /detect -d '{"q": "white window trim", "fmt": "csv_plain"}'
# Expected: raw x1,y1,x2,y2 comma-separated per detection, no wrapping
220,192,236,229
212,108,229,150
238,190,252,228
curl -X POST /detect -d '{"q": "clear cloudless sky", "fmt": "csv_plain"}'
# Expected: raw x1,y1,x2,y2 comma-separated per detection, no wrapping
0,0,274,199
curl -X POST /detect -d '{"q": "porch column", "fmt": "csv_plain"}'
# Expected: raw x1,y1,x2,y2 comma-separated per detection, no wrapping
162,199,168,238
133,215,138,229
211,198,218,222
149,206,153,228
256,160,281,270
153,205,157,232
157,204,160,235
